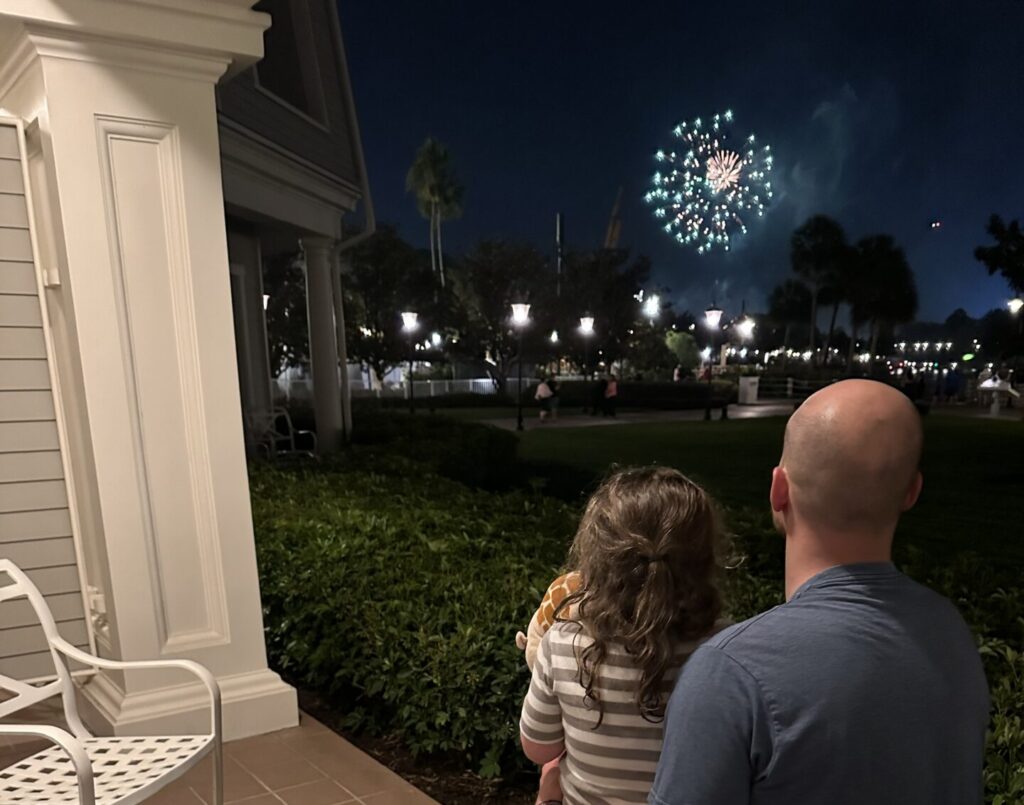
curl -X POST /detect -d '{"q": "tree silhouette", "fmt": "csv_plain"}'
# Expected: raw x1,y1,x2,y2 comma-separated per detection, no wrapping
768,279,812,369
975,214,1024,294
852,235,917,363
790,215,848,359
344,225,438,384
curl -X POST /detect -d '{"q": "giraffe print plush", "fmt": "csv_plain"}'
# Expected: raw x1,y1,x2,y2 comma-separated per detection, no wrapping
516,571,582,670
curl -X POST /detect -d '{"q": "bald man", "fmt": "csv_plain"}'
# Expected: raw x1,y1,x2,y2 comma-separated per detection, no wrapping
650,380,989,805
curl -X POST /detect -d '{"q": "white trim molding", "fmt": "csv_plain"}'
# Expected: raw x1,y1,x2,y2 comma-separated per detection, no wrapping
80,666,297,741
94,113,231,653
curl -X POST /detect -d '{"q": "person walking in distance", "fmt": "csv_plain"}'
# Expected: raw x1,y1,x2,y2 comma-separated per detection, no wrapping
651,379,989,805
535,377,553,423
603,373,619,417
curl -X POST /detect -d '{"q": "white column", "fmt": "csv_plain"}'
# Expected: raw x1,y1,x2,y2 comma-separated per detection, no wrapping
227,230,274,450
302,237,343,453
0,2,297,739
333,253,353,441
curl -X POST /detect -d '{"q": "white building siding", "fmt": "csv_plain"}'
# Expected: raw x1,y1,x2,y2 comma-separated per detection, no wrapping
0,120,89,680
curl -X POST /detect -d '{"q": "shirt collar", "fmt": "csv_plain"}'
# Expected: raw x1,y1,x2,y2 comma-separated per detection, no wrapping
790,562,899,601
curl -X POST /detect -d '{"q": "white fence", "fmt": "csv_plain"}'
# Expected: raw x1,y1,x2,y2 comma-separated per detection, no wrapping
353,378,499,399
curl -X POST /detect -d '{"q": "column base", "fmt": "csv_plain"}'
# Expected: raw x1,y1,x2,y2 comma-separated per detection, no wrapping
79,667,298,742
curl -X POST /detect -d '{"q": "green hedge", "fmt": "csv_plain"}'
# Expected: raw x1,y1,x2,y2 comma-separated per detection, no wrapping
252,457,575,777
348,410,520,490
252,454,1023,799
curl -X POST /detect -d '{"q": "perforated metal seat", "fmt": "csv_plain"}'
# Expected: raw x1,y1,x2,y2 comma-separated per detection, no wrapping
0,560,223,804
0,735,213,804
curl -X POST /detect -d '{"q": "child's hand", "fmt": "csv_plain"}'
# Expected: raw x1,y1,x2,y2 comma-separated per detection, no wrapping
516,631,528,651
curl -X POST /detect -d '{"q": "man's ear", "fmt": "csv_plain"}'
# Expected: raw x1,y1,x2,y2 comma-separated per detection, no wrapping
770,466,789,513
901,470,923,512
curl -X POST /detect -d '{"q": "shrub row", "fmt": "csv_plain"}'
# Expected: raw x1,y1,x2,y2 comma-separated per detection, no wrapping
348,410,520,489
251,457,576,778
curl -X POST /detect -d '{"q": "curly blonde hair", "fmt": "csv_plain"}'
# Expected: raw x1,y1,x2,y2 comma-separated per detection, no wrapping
557,466,724,723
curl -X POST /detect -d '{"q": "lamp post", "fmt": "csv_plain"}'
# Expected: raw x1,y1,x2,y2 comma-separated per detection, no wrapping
1009,298,1023,334
642,293,660,322
579,316,595,379
704,304,723,421
511,303,531,431
401,311,418,414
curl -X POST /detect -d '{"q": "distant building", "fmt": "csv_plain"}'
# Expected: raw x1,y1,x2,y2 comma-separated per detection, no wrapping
219,0,372,455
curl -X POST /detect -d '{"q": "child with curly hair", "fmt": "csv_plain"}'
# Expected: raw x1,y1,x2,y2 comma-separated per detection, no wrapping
519,467,727,805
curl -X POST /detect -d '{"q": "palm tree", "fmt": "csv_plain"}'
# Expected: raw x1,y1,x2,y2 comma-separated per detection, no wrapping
851,235,918,365
820,245,857,362
768,279,812,369
790,215,848,360
406,138,464,289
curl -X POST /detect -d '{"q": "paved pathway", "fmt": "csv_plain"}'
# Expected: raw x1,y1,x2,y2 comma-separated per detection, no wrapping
489,402,797,431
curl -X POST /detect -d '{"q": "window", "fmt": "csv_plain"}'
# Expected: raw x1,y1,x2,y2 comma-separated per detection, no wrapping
253,0,327,123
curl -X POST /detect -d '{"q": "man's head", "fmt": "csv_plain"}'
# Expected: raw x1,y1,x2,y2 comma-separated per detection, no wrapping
770,380,923,546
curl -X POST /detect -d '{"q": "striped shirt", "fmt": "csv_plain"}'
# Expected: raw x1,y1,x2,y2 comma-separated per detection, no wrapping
520,621,711,805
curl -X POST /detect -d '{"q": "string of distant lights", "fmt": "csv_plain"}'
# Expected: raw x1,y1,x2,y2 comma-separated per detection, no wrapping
645,110,773,254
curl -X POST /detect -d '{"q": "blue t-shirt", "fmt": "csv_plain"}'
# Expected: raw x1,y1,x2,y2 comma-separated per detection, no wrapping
650,562,989,805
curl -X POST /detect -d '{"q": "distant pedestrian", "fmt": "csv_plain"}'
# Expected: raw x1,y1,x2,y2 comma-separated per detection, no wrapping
548,376,560,421
673,365,682,383
603,374,619,417
535,378,553,422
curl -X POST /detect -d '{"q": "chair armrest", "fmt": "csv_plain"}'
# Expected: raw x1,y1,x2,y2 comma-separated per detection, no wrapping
51,638,221,739
0,724,95,804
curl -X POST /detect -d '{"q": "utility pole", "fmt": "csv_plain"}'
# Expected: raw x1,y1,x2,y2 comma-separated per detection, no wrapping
555,212,564,298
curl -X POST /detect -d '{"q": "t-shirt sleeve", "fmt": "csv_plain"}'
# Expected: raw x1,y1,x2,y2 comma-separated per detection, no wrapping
520,630,564,745
649,645,774,805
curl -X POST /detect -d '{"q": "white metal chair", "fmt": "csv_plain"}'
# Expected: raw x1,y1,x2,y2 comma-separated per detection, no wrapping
0,560,222,804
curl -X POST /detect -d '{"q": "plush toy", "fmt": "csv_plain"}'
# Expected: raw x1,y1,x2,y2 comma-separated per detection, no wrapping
516,571,582,670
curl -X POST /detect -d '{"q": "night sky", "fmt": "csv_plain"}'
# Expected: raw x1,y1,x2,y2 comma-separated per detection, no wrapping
340,0,1024,322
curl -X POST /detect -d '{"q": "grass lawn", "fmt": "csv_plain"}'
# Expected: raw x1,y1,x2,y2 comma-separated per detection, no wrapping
519,413,1024,564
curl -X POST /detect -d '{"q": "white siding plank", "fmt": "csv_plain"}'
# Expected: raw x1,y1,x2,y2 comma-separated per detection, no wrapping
0,620,89,658
0,161,24,194
15,565,80,595
0,480,68,514
0,509,73,542
0,391,55,422
0,358,50,390
0,227,31,261
0,326,45,359
0,645,91,680
0,536,76,569
0,592,83,629
0,420,59,452
0,451,63,483
0,261,36,294
0,296,41,327
0,194,28,229
0,126,19,159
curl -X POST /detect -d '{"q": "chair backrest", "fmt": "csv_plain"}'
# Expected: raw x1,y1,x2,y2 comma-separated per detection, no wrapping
0,560,81,727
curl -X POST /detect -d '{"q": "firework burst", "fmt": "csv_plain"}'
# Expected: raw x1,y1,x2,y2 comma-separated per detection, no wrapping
645,110,774,254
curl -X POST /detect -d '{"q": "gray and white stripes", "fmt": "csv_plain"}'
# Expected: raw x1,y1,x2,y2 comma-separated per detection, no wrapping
521,621,706,805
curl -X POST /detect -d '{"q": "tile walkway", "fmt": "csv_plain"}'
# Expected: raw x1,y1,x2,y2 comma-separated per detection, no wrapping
0,704,438,804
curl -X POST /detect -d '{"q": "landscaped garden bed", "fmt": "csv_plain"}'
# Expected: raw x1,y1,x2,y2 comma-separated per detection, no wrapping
250,414,1024,804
